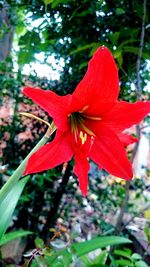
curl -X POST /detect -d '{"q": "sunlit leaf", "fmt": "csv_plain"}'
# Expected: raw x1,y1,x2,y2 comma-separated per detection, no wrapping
135,260,149,267
35,237,45,249
116,8,125,15
144,210,150,219
131,253,142,261
70,43,97,55
0,230,33,246
93,250,108,265
43,0,52,5
115,259,134,266
0,177,29,240
114,249,132,259
71,236,132,257
144,226,150,243
34,254,48,267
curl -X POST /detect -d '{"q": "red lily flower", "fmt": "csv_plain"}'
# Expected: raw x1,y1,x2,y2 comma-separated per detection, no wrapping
23,46,150,196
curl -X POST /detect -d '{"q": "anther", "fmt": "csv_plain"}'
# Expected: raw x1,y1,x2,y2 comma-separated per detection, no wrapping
79,105,89,113
79,131,87,145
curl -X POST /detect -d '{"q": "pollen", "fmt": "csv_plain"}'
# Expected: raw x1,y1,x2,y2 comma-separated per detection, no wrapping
79,131,87,144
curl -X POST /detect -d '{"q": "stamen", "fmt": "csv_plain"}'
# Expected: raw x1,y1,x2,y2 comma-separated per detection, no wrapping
20,112,51,128
69,109,97,143
82,114,101,120
80,121,96,137
20,112,56,138
79,105,89,113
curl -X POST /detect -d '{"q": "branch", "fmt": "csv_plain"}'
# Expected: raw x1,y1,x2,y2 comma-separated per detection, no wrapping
114,0,147,235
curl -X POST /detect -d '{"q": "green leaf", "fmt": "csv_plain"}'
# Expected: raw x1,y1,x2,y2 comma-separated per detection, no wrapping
45,237,131,266
43,0,52,5
93,250,108,264
123,46,150,59
89,265,107,267
144,226,150,243
131,253,142,261
45,251,64,265
0,230,33,246
19,31,41,47
70,43,97,55
52,263,64,267
118,39,139,48
135,260,149,267
77,9,92,17
60,250,72,267
115,259,134,266
144,210,150,219
108,32,120,44
79,61,88,70
71,236,132,257
109,254,117,267
0,176,29,240
49,0,72,8
114,249,132,259
34,255,48,267
42,247,53,257
80,255,92,266
35,237,45,249
116,8,125,15
113,50,123,67
46,249,72,266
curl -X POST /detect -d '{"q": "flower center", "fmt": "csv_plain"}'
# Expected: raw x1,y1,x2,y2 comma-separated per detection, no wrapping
69,108,101,144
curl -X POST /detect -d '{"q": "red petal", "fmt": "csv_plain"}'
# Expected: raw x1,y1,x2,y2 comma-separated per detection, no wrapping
72,46,119,111
89,125,133,179
23,87,72,130
83,101,116,118
118,133,138,146
24,131,73,175
102,101,150,133
74,153,90,197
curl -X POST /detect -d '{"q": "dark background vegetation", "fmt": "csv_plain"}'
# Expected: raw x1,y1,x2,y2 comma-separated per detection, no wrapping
0,0,150,265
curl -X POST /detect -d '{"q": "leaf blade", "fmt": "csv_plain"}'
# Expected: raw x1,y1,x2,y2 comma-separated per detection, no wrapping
0,176,29,240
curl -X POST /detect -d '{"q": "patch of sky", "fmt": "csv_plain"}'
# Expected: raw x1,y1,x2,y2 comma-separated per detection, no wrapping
25,12,51,32
13,11,64,80
129,79,149,93
113,45,117,50
59,37,71,45
13,52,65,80
96,11,105,17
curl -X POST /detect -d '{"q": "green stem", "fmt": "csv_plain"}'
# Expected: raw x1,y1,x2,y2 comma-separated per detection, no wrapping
0,125,56,200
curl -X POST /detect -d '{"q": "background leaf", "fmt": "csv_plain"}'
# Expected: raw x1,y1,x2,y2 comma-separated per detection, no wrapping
0,230,33,246
0,176,29,240
71,236,132,257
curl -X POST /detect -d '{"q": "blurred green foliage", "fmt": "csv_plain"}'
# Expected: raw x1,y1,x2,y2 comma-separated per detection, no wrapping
0,0,150,265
